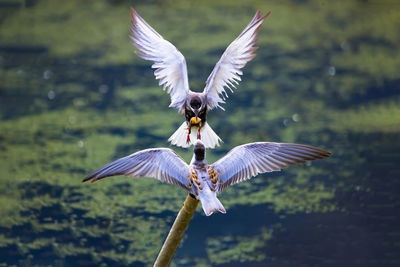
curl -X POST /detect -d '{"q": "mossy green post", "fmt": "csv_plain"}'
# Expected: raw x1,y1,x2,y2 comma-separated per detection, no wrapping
154,194,199,267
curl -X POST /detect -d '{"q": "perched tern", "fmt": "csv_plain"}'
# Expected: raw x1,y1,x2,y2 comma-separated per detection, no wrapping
83,140,330,216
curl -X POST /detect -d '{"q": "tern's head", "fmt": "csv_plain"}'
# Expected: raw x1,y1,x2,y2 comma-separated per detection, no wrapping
188,95,204,117
193,140,206,161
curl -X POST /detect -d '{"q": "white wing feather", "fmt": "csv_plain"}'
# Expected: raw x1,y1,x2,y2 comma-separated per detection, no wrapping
204,10,271,110
130,8,189,111
210,142,331,192
83,148,191,190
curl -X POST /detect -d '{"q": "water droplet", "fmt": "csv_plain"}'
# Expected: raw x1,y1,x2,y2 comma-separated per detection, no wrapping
283,119,290,127
340,41,349,50
78,140,84,148
99,84,109,94
223,235,233,242
48,90,56,100
328,66,336,76
73,98,86,107
43,69,53,80
292,113,300,122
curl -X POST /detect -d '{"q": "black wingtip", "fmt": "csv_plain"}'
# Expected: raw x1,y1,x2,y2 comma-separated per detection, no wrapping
82,172,99,183
82,176,92,183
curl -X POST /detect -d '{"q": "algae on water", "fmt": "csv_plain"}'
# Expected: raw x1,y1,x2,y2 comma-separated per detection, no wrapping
1,0,399,265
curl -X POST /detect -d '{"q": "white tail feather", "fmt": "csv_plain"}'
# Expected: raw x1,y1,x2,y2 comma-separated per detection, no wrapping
199,192,226,216
200,122,222,149
168,122,191,148
168,121,222,148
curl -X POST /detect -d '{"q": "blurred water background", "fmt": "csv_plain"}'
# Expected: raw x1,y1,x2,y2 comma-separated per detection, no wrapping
1,0,400,266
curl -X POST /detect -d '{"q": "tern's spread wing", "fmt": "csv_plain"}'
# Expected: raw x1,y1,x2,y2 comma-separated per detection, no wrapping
83,148,191,190
204,10,270,110
210,142,330,192
130,8,189,111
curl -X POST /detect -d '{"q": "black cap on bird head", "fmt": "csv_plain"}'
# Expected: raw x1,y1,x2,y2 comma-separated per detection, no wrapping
188,94,205,118
194,140,206,161
190,96,202,109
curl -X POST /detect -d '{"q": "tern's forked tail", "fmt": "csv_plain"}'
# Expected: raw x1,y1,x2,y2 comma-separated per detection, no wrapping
198,190,226,216
168,121,222,149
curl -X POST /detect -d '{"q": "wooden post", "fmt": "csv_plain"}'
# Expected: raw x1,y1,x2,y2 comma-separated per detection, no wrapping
154,194,199,267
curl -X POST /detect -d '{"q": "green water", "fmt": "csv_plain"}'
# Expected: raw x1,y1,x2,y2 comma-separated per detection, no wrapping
1,0,399,266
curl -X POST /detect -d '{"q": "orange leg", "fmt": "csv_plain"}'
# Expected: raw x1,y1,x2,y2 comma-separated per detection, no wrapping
186,127,191,144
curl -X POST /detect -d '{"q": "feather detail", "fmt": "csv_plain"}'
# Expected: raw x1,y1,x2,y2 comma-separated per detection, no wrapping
130,8,189,111
197,187,226,216
168,122,222,148
211,142,330,192
204,10,271,110
82,148,191,190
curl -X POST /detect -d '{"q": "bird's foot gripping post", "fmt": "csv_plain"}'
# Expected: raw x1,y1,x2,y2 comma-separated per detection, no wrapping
154,194,199,267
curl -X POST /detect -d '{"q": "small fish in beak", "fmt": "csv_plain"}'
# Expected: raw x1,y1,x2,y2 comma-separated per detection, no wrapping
189,116,201,126
187,116,202,143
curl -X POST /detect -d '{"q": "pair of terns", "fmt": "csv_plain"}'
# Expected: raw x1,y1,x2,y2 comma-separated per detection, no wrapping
84,9,331,216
